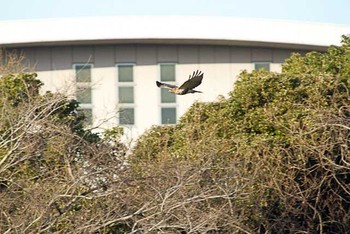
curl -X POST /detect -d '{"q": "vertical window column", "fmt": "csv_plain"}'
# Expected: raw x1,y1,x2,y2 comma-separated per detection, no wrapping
74,64,93,126
117,64,135,125
160,64,177,124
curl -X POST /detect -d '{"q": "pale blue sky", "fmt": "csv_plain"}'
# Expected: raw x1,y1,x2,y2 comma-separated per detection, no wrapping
1,0,350,25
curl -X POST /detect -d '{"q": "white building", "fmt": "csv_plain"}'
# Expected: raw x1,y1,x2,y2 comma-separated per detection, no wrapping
1,16,350,139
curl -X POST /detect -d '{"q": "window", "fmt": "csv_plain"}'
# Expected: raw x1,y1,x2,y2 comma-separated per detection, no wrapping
254,62,270,71
160,64,176,81
118,65,133,82
76,65,92,82
160,64,177,124
117,64,135,125
161,88,176,103
161,107,176,124
119,87,134,103
76,86,92,103
119,108,135,125
74,64,93,126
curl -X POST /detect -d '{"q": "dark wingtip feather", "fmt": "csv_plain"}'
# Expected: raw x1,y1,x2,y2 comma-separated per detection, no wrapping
189,70,204,79
156,81,162,87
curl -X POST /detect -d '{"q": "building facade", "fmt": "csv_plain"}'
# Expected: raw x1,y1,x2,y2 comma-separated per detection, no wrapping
1,16,349,139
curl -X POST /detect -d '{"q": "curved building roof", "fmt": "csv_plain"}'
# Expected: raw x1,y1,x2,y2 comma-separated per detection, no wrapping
1,16,350,50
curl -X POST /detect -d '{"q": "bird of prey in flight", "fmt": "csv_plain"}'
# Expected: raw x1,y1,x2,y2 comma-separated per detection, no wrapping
156,70,203,95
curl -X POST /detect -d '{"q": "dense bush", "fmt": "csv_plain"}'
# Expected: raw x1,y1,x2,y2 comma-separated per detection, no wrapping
0,60,128,233
131,36,350,233
2,36,350,233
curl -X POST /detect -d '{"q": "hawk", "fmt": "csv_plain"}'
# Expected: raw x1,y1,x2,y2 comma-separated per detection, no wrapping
156,70,204,95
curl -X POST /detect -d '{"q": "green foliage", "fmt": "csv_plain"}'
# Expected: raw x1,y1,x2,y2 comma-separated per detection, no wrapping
132,124,175,167
0,72,99,142
3,36,350,233
130,35,350,233
0,73,42,107
0,72,128,233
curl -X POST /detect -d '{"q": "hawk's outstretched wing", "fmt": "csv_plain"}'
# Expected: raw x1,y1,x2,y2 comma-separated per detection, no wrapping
178,70,203,90
156,81,178,89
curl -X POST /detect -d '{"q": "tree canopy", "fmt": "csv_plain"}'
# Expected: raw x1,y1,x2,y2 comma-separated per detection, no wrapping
132,35,350,233
1,36,350,233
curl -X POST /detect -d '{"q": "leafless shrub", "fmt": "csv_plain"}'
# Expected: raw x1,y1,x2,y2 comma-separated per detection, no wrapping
0,49,33,75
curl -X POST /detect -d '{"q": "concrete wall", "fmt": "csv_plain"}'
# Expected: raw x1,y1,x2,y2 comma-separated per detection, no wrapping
15,44,308,140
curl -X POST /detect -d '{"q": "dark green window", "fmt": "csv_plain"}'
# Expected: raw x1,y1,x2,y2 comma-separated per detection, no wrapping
118,65,133,82
75,64,92,82
118,87,134,103
254,63,270,71
161,88,176,103
119,108,135,125
161,107,176,124
160,64,175,81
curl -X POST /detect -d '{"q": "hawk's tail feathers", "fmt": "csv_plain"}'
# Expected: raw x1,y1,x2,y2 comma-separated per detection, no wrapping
189,90,202,94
